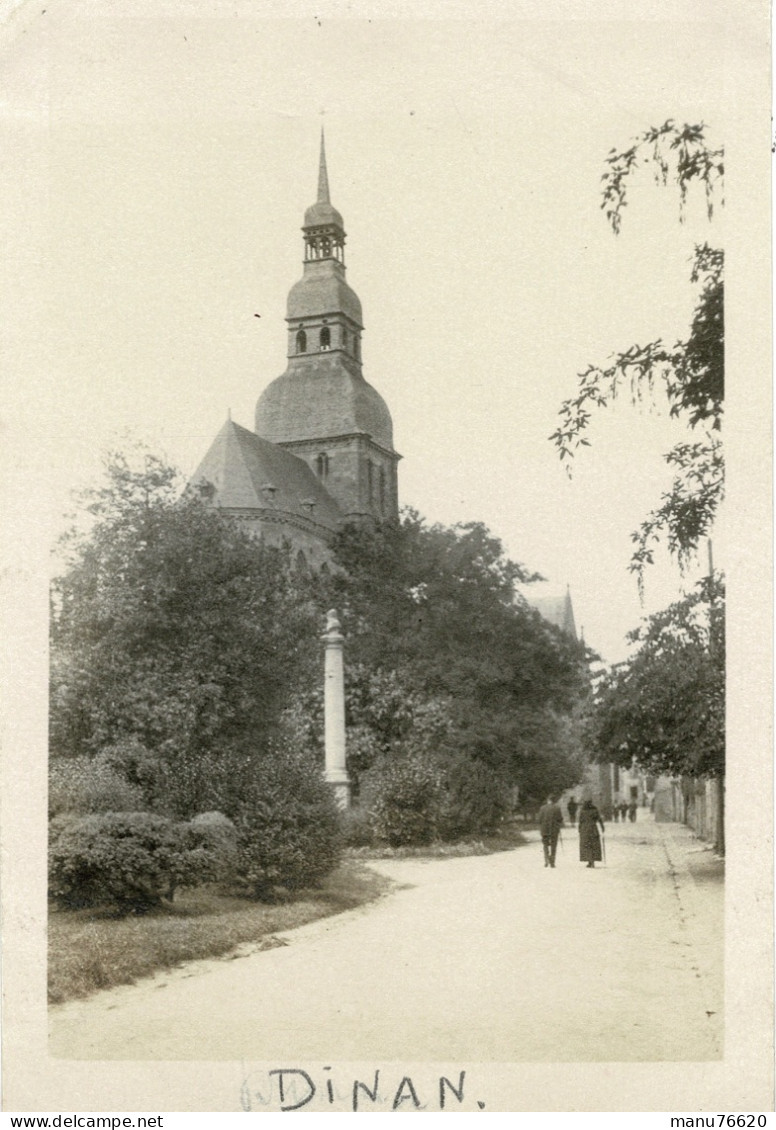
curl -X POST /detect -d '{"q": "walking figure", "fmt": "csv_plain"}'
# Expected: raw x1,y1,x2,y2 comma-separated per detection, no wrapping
567,796,578,825
628,800,637,822
538,795,564,868
578,798,605,869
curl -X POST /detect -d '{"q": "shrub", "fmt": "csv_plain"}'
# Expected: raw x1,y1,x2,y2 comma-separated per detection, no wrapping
49,756,143,818
367,750,509,846
368,753,445,846
189,811,238,880
340,804,376,848
228,749,342,900
48,812,222,913
436,752,508,840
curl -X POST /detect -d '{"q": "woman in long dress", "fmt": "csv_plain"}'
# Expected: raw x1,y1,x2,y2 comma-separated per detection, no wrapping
578,798,605,868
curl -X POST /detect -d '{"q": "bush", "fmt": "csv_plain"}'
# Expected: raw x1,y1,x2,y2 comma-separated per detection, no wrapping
189,811,238,880
436,752,508,840
368,753,445,846
367,750,508,847
49,756,144,818
340,804,376,848
229,749,342,899
48,812,222,913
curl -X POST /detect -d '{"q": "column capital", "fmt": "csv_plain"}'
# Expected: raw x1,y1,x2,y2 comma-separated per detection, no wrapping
322,608,344,644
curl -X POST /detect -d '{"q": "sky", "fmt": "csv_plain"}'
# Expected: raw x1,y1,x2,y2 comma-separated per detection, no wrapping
0,3,746,663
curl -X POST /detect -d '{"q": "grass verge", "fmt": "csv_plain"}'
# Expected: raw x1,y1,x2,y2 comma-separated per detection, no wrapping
48,860,392,1006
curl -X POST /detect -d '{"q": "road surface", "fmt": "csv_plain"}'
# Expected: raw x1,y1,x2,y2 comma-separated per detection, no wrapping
48,812,723,1062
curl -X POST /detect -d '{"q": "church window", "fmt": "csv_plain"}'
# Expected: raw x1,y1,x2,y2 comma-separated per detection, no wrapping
295,549,308,573
296,329,307,353
316,452,329,479
379,467,386,513
320,326,331,350
367,459,374,500
353,335,360,361
341,327,348,349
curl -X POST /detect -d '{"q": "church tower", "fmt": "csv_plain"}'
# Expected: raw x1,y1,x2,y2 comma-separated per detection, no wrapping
255,132,400,524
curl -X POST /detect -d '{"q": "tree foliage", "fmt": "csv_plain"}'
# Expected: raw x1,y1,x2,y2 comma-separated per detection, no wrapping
551,121,724,583
314,511,590,811
50,447,320,817
588,576,724,779
48,811,225,912
50,449,591,858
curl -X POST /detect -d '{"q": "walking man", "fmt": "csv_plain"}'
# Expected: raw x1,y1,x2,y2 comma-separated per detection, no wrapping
538,794,564,868
567,795,578,825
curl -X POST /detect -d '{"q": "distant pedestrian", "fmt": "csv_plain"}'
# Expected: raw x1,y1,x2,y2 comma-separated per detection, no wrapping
612,803,620,823
628,801,637,823
619,801,628,822
538,795,564,868
578,799,605,868
567,796,578,825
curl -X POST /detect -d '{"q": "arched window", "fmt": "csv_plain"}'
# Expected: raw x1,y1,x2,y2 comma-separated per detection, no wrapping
295,549,308,573
353,335,360,361
320,326,331,351
379,467,386,513
316,452,329,479
341,327,348,350
367,459,374,501
296,329,307,353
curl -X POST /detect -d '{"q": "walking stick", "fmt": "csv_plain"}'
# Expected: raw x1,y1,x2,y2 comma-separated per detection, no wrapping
601,827,606,867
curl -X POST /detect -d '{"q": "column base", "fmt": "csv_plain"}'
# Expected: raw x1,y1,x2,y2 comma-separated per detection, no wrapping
325,769,351,810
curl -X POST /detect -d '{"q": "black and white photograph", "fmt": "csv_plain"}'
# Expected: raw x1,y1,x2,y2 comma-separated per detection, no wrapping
1,0,772,1116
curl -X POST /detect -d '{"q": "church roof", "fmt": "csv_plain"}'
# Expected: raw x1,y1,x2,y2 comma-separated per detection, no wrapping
287,261,363,326
525,588,577,639
190,418,343,530
256,360,395,451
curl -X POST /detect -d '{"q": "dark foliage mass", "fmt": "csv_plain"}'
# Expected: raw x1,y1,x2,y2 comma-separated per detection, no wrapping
588,576,724,780
49,450,591,877
48,811,225,913
300,510,591,830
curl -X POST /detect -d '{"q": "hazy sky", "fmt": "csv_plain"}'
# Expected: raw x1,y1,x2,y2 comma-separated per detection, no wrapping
0,3,744,662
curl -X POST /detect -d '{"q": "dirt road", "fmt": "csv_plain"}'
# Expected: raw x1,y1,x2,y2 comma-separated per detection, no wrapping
48,813,722,1062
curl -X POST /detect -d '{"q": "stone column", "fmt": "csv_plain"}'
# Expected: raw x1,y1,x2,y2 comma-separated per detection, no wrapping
322,608,350,809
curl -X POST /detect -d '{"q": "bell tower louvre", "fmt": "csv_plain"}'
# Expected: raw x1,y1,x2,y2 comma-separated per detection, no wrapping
190,133,400,567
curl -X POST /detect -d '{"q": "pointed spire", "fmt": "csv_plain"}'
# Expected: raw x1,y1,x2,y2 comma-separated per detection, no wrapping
317,128,330,204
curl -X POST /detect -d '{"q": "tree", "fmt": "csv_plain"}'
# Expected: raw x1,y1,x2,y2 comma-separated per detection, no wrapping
312,511,590,811
50,447,320,817
551,122,724,583
588,575,724,780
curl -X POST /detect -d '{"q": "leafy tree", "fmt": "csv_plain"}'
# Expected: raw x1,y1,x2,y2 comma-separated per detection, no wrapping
313,511,590,811
50,448,320,817
588,575,724,780
551,122,724,583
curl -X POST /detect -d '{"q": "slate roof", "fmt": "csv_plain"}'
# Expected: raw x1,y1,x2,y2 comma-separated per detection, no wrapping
190,418,343,531
255,356,394,451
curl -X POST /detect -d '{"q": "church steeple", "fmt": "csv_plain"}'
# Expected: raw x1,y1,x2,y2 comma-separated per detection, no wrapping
317,128,330,203
255,133,400,525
